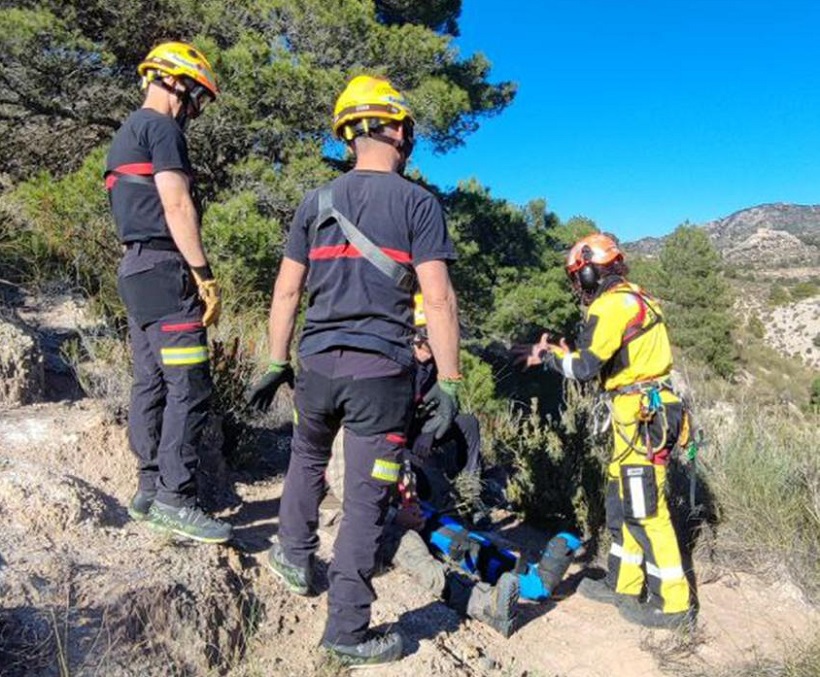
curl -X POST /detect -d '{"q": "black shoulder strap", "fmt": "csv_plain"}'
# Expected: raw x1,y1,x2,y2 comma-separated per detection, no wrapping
308,186,415,292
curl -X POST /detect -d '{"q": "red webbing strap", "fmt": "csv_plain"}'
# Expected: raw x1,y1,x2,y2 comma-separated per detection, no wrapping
105,162,154,190
614,286,663,346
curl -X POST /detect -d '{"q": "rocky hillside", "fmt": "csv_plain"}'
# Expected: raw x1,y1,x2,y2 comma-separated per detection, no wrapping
629,203,820,262
628,203,820,370
2,289,819,676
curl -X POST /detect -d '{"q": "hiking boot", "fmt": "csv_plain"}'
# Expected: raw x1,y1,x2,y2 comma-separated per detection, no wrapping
266,537,314,596
619,601,696,630
127,490,156,521
321,629,403,669
466,572,520,638
148,501,233,544
577,576,637,607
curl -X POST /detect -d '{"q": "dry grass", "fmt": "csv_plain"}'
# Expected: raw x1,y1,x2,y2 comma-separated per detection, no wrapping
701,408,820,602
657,625,820,677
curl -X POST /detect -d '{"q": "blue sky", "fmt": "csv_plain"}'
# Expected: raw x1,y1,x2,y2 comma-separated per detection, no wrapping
412,1,820,241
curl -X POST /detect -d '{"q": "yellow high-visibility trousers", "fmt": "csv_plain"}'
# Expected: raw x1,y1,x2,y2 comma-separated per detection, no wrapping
605,391,691,614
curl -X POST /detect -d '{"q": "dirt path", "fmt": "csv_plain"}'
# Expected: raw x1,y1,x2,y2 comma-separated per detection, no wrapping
1,401,817,676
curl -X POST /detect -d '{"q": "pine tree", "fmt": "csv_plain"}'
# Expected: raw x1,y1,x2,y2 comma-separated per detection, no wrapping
655,225,736,378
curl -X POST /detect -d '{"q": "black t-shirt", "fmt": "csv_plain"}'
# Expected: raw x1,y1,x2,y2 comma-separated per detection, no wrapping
106,109,192,243
285,170,456,366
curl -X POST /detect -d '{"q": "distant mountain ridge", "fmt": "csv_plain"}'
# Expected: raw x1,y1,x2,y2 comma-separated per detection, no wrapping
628,203,820,371
627,203,820,259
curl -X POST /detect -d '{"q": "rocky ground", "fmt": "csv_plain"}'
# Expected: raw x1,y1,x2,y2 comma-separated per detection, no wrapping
1,290,818,676
1,400,818,677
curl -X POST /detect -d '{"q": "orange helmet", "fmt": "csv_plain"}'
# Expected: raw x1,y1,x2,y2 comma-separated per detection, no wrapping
566,233,625,299
566,233,624,275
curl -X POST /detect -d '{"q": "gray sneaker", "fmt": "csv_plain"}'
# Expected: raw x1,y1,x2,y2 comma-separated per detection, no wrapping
619,601,696,629
148,501,233,544
127,490,156,521
321,630,403,669
577,576,637,607
266,538,314,596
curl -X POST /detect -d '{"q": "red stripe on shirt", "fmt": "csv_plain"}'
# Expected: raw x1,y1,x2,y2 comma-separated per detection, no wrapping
160,321,204,333
386,433,407,444
105,163,154,191
113,162,154,175
309,244,411,264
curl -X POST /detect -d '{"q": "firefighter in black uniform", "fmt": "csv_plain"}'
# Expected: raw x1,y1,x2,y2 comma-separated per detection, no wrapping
106,42,231,544
247,75,461,668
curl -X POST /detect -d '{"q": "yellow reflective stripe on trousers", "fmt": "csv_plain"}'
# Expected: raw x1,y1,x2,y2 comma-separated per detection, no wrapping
160,345,208,366
371,458,400,482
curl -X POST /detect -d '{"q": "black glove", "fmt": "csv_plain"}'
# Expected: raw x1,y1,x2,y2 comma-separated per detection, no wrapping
420,378,461,440
246,361,294,412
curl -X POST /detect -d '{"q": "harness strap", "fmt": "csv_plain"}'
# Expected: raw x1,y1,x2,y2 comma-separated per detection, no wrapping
105,162,155,191
614,287,664,346
610,376,674,396
308,186,415,291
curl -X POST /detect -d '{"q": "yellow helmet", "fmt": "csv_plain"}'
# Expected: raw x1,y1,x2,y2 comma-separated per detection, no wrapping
138,42,218,100
332,75,414,141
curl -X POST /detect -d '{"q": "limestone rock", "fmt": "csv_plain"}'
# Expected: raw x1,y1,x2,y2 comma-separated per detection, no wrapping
0,308,43,407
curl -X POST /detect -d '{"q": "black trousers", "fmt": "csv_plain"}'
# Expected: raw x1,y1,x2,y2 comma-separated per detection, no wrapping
118,246,211,507
278,349,414,646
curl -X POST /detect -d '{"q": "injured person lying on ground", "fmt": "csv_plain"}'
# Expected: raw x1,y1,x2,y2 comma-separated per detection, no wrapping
324,427,582,638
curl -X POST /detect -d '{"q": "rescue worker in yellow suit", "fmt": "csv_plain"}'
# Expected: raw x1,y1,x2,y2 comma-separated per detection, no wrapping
523,233,695,629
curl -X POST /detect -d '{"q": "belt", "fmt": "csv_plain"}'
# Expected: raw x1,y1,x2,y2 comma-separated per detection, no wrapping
124,238,178,252
608,376,673,396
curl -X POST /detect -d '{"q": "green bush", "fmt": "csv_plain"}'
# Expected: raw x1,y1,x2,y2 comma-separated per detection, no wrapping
769,284,791,306
201,190,286,311
459,350,497,416
791,280,819,301
746,314,766,339
3,146,121,316
494,382,608,536
811,378,820,412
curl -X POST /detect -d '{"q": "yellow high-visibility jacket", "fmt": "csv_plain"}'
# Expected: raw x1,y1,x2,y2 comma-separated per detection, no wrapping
546,279,672,391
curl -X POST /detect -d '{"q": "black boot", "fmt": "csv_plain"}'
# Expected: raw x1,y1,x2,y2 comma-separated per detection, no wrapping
321,629,403,668
446,572,519,638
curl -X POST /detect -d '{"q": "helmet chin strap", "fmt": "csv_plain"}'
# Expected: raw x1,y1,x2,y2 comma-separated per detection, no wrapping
350,119,414,171
368,131,413,171
175,106,189,131
151,76,192,130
